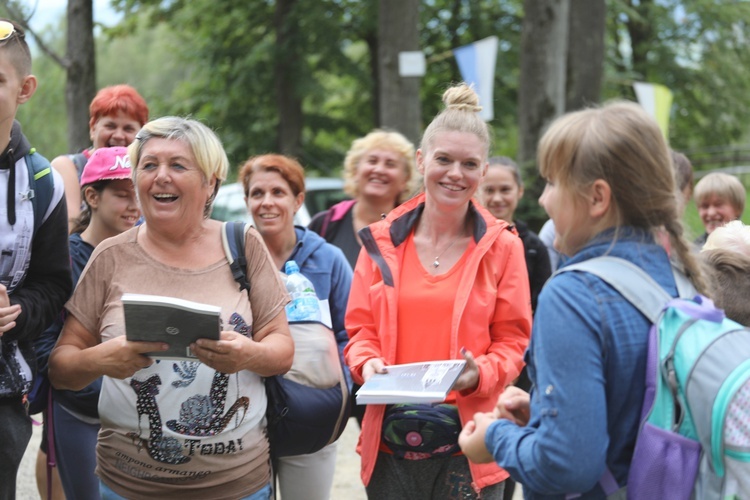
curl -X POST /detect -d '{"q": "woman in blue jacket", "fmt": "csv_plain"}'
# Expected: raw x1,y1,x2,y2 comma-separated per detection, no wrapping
459,101,708,499
239,153,353,500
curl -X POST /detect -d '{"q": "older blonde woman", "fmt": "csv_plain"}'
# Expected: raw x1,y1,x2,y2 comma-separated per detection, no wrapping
308,129,418,269
309,129,419,427
49,117,293,500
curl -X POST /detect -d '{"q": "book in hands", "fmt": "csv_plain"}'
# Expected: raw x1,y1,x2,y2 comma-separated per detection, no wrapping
122,293,221,361
355,359,467,405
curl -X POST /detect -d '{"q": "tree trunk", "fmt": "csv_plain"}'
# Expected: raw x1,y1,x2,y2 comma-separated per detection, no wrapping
518,0,570,165
66,0,96,152
275,0,303,158
377,0,421,145
626,0,655,79
518,0,570,230
365,33,380,127
565,0,605,111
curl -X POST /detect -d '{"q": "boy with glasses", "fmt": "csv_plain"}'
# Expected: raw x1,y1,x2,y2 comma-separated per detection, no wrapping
0,19,72,500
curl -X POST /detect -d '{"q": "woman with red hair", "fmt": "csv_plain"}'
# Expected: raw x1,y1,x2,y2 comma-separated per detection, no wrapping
51,84,149,229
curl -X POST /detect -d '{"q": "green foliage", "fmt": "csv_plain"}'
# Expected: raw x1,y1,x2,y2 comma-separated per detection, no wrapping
17,0,750,193
104,0,525,175
420,1,522,157
15,14,67,158
606,0,750,156
96,15,188,121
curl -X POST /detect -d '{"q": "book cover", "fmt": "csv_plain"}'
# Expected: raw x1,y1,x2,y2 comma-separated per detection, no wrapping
355,359,467,405
122,293,221,361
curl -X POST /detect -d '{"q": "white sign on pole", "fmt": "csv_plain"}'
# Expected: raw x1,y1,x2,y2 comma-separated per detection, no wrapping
398,51,426,77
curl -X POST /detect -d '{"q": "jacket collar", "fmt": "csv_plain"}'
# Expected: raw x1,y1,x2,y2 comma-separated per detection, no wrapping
382,193,489,249
358,193,506,287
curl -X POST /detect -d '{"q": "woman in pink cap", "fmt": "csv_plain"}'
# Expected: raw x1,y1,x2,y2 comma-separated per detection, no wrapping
35,147,140,500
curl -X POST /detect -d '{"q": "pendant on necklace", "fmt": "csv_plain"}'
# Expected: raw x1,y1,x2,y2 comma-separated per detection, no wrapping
433,258,440,268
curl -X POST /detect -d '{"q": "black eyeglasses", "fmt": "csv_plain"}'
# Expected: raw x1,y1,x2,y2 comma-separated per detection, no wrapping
0,21,22,43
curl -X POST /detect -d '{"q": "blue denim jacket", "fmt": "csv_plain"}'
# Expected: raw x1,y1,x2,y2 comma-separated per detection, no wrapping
487,227,679,499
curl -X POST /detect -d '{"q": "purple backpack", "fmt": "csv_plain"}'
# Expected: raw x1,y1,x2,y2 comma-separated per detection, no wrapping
561,257,750,499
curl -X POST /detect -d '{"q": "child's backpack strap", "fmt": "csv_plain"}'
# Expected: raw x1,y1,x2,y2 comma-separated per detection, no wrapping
557,256,695,323
25,149,54,237
221,221,250,293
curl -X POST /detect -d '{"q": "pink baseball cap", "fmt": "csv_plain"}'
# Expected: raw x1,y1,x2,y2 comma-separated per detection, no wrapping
80,146,132,186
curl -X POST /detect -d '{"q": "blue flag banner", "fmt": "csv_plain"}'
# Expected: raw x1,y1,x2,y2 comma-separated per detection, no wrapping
453,36,498,122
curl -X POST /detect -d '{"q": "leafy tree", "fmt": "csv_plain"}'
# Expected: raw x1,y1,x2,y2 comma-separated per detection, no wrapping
17,0,750,191
1,0,95,152
378,0,421,145
606,0,750,161
420,0,522,149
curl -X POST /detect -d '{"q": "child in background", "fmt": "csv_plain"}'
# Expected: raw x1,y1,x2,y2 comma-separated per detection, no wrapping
478,156,551,313
458,101,706,498
671,150,694,216
693,172,745,246
36,147,140,500
701,220,750,326
477,156,552,500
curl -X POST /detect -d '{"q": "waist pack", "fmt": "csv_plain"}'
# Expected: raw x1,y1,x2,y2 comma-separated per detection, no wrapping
560,257,750,499
382,403,461,460
222,221,350,458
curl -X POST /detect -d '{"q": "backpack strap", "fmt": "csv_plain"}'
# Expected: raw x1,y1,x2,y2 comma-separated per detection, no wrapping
25,149,54,236
221,221,250,293
68,152,88,180
320,199,356,238
556,256,694,323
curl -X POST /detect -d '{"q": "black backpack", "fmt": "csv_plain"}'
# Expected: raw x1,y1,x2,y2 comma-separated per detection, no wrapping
221,221,351,458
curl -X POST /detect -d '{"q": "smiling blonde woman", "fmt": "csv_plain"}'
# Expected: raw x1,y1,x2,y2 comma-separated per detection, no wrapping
50,117,293,500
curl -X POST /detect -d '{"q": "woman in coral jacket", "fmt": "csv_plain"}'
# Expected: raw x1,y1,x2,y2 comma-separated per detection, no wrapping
344,83,532,499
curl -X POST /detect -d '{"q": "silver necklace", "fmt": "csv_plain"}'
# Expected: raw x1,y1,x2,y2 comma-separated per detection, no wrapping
432,237,461,268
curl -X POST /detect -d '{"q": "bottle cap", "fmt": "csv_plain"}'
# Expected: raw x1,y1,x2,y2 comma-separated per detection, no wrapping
285,260,300,274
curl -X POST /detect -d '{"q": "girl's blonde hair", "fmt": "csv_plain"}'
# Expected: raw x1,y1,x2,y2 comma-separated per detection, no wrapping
342,129,417,204
538,100,706,292
420,83,491,159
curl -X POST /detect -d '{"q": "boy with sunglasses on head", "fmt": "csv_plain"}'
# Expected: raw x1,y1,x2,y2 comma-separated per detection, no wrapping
0,19,72,500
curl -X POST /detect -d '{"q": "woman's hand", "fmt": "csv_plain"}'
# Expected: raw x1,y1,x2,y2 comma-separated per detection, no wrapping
51,314,167,391
494,386,531,426
362,357,388,382
458,411,496,464
192,331,258,374
453,348,479,392
96,336,165,379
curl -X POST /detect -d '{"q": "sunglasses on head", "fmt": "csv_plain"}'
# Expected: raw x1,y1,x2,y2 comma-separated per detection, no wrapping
0,20,21,43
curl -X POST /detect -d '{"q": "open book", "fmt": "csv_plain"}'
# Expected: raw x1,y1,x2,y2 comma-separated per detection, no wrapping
122,293,221,361
355,360,467,405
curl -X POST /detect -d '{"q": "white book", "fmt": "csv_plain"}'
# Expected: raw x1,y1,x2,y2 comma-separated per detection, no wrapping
355,360,467,405
122,293,221,361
